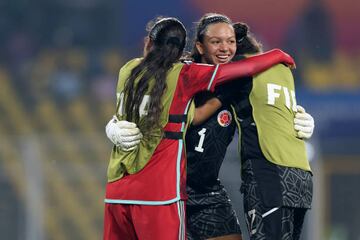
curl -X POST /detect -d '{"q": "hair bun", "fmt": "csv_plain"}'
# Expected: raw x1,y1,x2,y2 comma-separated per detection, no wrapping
233,22,249,40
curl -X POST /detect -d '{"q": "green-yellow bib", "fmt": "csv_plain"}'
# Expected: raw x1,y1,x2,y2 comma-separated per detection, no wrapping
250,64,311,171
107,58,184,182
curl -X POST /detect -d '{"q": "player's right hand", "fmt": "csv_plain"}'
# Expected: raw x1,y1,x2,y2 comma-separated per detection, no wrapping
294,105,314,140
105,116,143,151
274,48,296,69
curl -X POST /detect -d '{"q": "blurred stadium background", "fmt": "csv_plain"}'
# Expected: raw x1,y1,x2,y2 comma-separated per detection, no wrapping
0,0,359,239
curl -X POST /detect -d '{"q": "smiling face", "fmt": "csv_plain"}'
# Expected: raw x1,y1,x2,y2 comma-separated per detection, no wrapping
196,22,236,64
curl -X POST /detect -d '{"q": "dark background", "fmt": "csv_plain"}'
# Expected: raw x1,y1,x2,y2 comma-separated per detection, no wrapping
0,0,359,239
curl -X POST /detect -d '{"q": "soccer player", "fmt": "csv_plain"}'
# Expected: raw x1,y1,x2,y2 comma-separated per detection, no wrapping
103,16,295,240
217,22,313,240
184,14,244,240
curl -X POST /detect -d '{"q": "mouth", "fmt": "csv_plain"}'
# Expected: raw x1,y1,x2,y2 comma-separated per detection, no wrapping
215,55,231,63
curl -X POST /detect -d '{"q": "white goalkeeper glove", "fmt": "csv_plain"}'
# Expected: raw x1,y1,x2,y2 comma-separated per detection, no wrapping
105,116,143,151
294,105,314,140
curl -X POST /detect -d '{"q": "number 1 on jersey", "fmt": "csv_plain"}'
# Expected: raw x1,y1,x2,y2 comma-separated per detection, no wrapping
194,128,207,153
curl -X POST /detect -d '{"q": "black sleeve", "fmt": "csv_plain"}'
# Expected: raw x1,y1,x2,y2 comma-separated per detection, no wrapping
215,54,251,105
214,77,250,105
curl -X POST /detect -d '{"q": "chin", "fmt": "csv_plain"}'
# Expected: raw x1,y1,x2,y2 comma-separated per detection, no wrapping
215,59,230,64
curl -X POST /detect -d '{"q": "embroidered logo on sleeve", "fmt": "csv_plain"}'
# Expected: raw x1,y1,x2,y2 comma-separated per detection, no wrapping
217,110,232,127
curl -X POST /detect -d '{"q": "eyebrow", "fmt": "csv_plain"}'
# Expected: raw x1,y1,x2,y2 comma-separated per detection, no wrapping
207,36,236,40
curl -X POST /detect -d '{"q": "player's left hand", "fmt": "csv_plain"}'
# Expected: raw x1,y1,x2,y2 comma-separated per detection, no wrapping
294,105,314,139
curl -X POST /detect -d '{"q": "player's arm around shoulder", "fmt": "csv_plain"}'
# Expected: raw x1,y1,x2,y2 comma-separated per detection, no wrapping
192,97,222,126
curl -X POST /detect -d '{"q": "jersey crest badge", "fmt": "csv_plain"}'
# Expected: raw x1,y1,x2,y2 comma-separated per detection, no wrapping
217,110,232,127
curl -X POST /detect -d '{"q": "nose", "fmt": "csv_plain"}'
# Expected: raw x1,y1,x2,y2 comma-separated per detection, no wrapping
219,42,230,52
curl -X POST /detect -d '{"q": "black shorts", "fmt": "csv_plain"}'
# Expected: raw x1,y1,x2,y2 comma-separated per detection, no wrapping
241,159,311,240
186,188,242,240
243,204,307,240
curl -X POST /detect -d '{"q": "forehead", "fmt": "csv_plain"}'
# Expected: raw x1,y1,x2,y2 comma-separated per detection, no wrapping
204,22,235,38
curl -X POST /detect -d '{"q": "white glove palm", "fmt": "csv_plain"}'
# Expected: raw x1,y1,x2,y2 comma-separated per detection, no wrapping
105,116,143,151
294,105,314,139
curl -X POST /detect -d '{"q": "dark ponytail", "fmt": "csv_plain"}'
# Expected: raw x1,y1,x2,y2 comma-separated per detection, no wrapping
123,17,186,131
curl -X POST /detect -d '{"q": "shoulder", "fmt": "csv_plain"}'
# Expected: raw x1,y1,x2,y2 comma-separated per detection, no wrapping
119,58,143,75
257,63,291,77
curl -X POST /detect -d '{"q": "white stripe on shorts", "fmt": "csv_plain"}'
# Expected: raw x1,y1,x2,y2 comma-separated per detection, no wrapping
177,201,186,240
262,207,280,218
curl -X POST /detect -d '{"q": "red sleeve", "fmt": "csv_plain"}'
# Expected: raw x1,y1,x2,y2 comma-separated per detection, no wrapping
179,49,294,97
179,63,218,97
211,49,295,90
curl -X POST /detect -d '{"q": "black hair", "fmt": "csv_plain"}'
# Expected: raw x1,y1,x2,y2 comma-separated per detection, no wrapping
233,22,263,56
190,13,232,63
123,17,186,132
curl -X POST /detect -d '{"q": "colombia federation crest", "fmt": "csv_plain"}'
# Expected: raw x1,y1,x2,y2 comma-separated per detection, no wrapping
217,110,232,127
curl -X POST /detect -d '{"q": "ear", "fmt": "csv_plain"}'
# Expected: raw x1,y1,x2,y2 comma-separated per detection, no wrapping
144,37,152,50
143,37,153,56
195,41,204,55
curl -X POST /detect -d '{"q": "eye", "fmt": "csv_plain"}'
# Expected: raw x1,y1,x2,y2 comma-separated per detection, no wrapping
211,40,220,45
